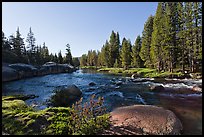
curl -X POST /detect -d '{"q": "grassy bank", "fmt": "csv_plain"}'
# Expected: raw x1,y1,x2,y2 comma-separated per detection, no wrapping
2,95,110,135
98,67,185,78
80,66,100,69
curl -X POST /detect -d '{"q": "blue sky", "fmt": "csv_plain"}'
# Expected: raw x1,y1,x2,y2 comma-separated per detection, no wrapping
2,2,158,57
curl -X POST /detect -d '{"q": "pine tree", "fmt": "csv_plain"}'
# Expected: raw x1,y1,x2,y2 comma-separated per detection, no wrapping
97,51,103,67
72,57,80,67
2,31,11,51
58,50,63,64
163,2,178,72
184,2,194,72
9,35,15,50
26,27,36,54
50,53,55,62
65,43,73,65
87,50,92,66
102,41,111,67
177,2,188,72
140,15,154,68
54,53,58,63
80,54,87,67
115,32,120,59
150,2,166,72
108,31,116,67
192,2,202,72
120,38,132,69
42,42,49,63
26,27,36,64
131,35,143,68
92,50,98,66
13,27,25,57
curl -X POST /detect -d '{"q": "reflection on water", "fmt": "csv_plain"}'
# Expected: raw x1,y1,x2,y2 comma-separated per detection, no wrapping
2,69,202,135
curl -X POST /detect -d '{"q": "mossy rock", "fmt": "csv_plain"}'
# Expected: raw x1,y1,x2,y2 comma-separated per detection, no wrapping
49,84,82,107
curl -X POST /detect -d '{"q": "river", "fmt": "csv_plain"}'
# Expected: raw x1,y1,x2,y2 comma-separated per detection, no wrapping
2,69,202,135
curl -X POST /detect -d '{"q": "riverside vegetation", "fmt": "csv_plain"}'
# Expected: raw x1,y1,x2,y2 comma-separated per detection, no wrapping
2,94,110,135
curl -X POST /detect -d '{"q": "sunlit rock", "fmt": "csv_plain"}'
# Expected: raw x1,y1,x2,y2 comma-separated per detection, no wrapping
107,105,182,135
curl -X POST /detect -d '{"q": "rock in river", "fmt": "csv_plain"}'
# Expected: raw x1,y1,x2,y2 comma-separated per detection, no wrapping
49,84,82,107
2,66,19,82
89,82,96,86
103,105,182,135
150,85,165,92
192,85,202,92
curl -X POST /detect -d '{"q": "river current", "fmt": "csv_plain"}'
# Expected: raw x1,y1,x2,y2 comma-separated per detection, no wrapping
2,69,202,135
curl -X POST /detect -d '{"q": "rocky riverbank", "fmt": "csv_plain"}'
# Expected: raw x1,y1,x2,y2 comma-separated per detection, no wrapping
2,62,76,82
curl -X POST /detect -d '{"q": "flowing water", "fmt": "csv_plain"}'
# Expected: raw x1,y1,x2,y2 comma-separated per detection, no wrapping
2,69,202,135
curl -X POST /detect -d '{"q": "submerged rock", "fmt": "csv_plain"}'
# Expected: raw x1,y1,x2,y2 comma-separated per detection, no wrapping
50,84,82,107
131,74,139,79
106,105,182,135
115,81,123,86
89,82,96,86
150,85,165,92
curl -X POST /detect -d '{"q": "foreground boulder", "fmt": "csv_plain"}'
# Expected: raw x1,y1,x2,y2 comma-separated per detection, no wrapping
50,84,82,107
103,105,182,135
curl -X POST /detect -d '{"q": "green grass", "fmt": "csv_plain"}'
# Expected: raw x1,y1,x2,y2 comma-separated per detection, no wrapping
97,67,185,78
80,66,99,69
2,95,110,135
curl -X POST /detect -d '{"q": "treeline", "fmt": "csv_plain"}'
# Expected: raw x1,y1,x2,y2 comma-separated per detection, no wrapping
2,27,80,67
80,2,202,73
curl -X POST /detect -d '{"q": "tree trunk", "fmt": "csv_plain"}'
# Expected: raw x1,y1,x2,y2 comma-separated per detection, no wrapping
191,59,195,73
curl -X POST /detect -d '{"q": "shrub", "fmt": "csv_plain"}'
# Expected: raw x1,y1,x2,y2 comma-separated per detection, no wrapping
69,94,110,134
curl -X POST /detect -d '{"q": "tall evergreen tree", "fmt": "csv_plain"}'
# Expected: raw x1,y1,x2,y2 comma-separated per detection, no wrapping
80,54,87,67
2,31,11,51
54,53,58,63
58,50,63,64
26,27,36,54
102,41,111,67
13,27,25,57
150,2,166,72
131,35,143,68
65,44,73,65
192,2,202,72
163,2,178,72
97,51,103,67
120,38,132,69
42,42,49,63
140,15,154,68
26,27,36,64
108,31,116,67
8,34,15,50
184,2,194,72
177,2,188,72
72,57,80,67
